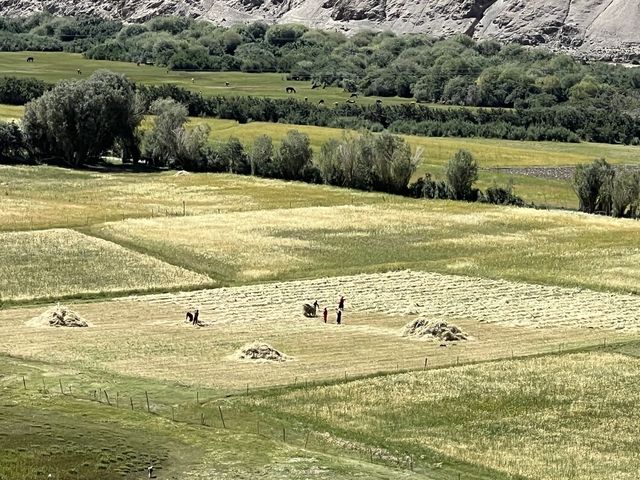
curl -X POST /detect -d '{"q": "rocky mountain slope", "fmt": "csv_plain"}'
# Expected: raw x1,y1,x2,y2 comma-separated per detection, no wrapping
0,0,638,60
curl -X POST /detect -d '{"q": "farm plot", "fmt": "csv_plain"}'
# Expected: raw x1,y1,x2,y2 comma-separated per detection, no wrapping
0,270,636,391
0,228,210,301
241,352,640,480
0,165,388,231
91,202,640,293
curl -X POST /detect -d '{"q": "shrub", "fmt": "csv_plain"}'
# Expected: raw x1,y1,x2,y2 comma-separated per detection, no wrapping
273,130,313,180
445,150,479,201
0,121,29,164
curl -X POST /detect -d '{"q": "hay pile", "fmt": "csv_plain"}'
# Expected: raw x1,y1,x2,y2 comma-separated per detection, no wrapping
402,318,467,341
29,305,89,328
235,342,290,362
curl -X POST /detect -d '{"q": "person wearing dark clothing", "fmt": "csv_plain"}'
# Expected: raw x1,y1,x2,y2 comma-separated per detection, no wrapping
193,309,199,325
336,309,342,325
338,296,345,310
323,307,328,323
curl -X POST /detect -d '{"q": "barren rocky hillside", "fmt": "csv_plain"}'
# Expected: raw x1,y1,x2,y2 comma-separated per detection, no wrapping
0,0,638,60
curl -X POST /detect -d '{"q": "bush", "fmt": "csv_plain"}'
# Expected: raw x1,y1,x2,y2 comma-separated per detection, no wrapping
445,150,479,201
0,121,29,164
250,135,276,177
0,76,49,105
484,185,526,207
572,158,614,214
218,137,250,174
273,130,313,180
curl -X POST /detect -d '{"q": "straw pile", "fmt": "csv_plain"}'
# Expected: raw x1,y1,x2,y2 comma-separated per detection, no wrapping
28,305,89,328
402,318,467,341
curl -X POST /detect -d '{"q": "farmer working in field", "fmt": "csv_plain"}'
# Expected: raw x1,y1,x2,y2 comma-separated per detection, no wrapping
336,308,342,325
323,307,328,323
338,295,345,310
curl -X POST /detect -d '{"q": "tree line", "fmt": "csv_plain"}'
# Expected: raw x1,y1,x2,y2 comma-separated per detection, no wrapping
0,70,524,208
1,14,640,113
2,76,638,145
1,70,637,218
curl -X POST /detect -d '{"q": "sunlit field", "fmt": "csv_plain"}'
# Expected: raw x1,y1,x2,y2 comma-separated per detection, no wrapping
240,352,640,480
0,228,210,301
0,51,412,106
90,201,640,293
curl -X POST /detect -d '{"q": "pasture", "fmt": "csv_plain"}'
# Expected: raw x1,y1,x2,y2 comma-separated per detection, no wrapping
239,352,640,480
5,103,640,208
0,51,410,106
1,161,640,479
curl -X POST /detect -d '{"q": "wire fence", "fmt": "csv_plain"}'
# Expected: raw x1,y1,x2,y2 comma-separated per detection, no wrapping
10,335,627,475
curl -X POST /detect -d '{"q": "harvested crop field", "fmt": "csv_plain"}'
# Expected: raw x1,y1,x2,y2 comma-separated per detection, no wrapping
0,228,211,301
0,271,635,391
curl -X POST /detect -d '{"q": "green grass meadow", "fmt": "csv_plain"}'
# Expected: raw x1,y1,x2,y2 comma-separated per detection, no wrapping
0,51,411,106
1,50,640,480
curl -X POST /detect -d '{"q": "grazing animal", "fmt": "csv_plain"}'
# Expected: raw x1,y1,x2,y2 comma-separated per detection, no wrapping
350,93,358,98
225,81,230,87
318,99,325,105
76,69,81,75
286,86,296,94
26,56,34,63
346,99,356,104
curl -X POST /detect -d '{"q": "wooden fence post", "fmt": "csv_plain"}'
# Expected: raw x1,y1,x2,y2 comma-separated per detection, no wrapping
130,397,134,411
104,390,111,406
218,406,226,429
145,391,150,412
22,376,26,390
59,379,64,394
282,426,286,443
424,357,428,370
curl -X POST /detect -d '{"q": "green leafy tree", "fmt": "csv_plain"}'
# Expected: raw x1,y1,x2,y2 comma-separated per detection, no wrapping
445,150,479,200
572,159,613,214
23,70,141,166
143,98,189,166
250,135,275,177
274,130,313,180
612,170,640,218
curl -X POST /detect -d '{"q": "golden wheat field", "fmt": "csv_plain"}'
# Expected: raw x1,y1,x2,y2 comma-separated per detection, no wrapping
0,271,636,391
0,228,211,301
246,352,640,480
91,202,640,293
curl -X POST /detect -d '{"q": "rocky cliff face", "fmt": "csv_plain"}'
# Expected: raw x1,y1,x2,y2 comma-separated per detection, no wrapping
0,0,638,61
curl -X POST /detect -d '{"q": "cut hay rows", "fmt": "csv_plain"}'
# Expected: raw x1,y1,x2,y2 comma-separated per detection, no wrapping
125,270,640,332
